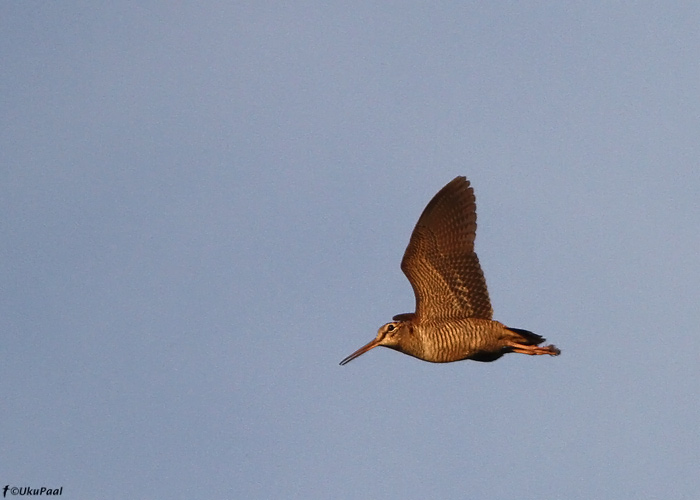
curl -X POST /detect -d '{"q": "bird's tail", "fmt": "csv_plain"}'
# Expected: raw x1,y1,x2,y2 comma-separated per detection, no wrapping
505,327,546,345
506,327,561,356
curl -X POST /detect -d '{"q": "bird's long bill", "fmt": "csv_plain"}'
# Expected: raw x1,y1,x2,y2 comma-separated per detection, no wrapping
339,338,381,366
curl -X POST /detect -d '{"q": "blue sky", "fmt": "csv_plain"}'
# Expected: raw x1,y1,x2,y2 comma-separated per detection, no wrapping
2,3,699,499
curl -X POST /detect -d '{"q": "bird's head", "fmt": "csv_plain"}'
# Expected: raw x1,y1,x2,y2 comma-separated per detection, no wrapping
339,321,407,365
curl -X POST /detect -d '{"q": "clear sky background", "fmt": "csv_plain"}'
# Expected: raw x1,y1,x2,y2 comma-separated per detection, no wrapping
2,3,699,499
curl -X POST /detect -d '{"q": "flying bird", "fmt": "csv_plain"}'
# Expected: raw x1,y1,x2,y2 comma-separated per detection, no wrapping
340,176,560,365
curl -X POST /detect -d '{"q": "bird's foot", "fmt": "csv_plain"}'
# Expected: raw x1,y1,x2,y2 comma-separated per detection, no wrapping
509,343,561,356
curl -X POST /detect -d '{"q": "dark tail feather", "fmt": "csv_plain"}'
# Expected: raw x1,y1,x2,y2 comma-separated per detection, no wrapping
506,327,546,345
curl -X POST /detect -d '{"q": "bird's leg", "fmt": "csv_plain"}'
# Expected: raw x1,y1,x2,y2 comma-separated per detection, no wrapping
508,342,561,356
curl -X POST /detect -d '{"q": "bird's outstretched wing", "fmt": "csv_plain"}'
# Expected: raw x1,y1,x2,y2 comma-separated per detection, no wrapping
400,176,493,321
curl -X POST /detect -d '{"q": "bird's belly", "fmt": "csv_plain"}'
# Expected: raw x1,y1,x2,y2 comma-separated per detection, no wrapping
410,320,506,363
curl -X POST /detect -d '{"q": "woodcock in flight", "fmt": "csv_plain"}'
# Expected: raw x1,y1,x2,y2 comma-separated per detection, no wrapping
340,176,560,365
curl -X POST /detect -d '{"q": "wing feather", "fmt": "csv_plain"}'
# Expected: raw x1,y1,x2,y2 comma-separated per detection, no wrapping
400,176,493,321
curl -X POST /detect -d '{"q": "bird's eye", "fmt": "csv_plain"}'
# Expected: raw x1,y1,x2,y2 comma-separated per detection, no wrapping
387,324,395,331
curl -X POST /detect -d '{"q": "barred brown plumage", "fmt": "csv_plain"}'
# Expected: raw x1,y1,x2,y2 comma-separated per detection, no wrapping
340,176,560,365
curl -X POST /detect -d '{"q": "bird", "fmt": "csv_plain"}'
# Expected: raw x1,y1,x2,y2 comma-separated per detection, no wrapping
340,176,560,365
